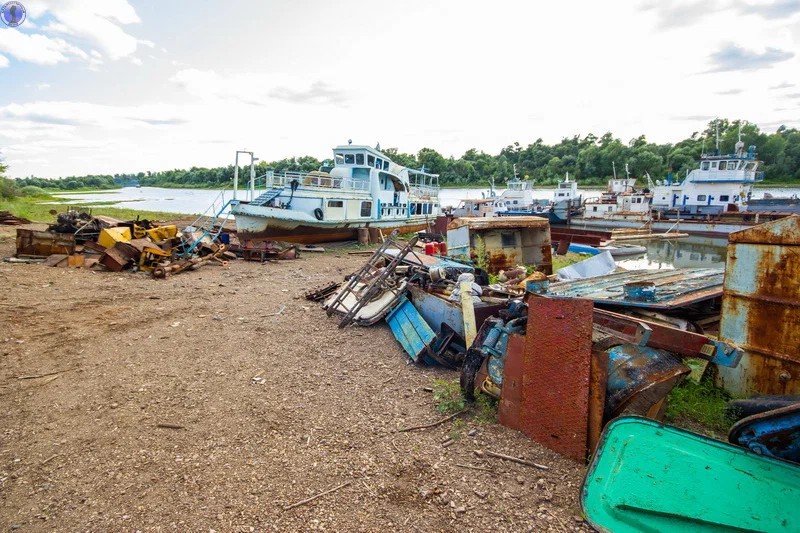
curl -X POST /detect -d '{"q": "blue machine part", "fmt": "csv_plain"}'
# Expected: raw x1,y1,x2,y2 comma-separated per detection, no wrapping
729,403,800,463
484,317,527,387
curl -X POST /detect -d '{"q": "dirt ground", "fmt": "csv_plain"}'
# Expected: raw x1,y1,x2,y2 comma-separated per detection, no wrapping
0,224,592,532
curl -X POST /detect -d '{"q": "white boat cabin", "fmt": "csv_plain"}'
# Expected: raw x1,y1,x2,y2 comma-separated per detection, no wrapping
451,198,507,218
553,174,580,205
498,178,539,210
583,176,651,220
651,143,763,215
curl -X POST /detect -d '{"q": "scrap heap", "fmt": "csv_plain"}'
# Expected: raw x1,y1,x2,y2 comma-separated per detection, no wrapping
310,218,800,529
14,208,234,278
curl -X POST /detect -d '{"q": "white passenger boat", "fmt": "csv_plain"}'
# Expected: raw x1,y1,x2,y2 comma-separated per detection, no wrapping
231,143,441,244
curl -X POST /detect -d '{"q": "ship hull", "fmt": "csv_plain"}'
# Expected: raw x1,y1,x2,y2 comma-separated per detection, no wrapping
234,212,432,244
560,215,788,237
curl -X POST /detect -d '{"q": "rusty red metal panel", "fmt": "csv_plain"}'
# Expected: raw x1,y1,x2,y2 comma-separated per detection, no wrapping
498,333,525,431
520,298,594,462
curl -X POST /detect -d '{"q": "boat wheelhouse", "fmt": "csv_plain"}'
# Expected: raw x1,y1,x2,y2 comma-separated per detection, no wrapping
231,143,441,244
582,175,651,221
651,143,763,216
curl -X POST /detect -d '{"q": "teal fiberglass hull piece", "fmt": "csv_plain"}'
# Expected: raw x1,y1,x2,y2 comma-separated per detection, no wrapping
582,417,800,533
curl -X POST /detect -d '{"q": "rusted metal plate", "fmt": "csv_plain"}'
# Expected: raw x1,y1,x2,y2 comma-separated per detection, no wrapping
498,333,525,431
588,341,611,457
520,298,593,462
15,229,75,258
718,215,800,395
547,267,724,310
447,216,551,231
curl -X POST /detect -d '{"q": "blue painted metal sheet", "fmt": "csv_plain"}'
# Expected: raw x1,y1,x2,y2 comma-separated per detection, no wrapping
547,267,724,309
729,403,800,463
386,296,436,364
583,417,800,533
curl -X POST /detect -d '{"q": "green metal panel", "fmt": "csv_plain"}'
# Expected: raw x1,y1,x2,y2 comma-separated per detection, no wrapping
582,417,800,533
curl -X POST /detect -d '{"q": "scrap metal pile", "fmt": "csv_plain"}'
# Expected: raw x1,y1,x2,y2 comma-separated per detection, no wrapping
13,208,235,278
310,219,800,530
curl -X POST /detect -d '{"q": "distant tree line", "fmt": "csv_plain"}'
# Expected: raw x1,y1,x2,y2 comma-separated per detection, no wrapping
10,119,800,191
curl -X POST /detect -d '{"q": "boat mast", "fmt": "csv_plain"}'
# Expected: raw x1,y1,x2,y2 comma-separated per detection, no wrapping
612,161,617,179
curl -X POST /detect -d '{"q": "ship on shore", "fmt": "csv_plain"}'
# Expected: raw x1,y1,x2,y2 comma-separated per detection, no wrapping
230,143,441,244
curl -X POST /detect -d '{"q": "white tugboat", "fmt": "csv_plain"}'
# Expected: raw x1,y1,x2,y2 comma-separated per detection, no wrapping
230,143,441,244
581,165,652,223
651,139,762,216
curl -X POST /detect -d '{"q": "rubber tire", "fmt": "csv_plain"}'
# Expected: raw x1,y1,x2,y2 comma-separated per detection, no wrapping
313,208,324,221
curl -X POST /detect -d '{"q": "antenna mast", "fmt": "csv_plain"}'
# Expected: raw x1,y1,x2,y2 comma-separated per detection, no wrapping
612,161,617,179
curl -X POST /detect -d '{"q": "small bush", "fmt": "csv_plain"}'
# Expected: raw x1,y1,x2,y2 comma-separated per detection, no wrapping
0,177,19,199
20,185,50,197
666,372,735,433
432,379,465,414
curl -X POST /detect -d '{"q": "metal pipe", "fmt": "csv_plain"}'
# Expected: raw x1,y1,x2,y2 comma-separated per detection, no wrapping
233,151,239,200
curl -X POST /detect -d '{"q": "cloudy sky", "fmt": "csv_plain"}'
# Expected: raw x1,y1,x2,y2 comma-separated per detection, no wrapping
1,0,799,178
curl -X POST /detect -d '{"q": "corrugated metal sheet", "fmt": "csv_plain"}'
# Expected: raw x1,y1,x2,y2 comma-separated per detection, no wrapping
717,215,800,395
546,268,724,310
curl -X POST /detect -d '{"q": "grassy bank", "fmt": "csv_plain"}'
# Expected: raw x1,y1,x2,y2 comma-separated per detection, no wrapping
0,195,189,223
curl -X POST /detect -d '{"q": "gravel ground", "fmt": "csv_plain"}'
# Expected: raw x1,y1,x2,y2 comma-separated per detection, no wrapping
0,224,592,532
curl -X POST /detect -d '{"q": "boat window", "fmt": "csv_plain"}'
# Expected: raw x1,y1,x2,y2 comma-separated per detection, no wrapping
593,206,598,212
367,155,375,166
746,162,756,170
355,153,364,165
720,195,730,202
697,195,707,201
501,233,516,247
701,161,710,171
383,160,390,170
513,200,519,204
360,201,372,217
375,158,382,169
335,154,345,165
710,162,718,169
344,154,355,164
607,206,613,212
718,161,726,171
328,200,343,208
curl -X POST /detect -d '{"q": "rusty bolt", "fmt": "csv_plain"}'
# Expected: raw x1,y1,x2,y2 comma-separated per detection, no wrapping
779,372,791,382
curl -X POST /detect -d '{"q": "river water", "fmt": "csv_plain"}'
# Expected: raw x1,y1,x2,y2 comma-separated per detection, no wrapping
53,185,799,270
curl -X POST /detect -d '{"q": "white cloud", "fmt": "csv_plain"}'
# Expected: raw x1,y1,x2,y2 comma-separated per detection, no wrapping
36,82,51,90
0,30,87,65
130,56,142,66
7,0,148,67
0,54,8,68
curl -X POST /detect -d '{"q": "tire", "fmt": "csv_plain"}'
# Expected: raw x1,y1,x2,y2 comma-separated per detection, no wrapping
313,208,324,221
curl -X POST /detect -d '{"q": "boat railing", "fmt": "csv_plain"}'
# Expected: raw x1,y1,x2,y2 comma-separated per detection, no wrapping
264,170,370,191
409,184,440,199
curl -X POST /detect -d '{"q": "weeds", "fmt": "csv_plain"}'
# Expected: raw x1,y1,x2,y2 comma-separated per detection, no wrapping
473,235,489,272
551,252,590,271
432,379,465,414
475,394,498,424
665,372,735,433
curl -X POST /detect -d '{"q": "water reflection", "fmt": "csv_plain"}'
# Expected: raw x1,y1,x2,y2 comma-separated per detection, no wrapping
616,236,728,271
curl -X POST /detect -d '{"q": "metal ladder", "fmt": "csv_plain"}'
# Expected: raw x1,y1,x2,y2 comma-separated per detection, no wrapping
326,230,419,328
183,190,240,255
250,187,284,206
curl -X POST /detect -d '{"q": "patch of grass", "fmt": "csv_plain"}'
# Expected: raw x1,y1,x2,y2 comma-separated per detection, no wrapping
0,196,186,223
665,373,735,434
432,378,465,414
473,235,489,271
552,251,590,271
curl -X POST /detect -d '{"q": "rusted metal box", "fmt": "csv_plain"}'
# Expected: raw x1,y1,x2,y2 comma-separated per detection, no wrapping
15,229,75,258
446,216,553,274
717,215,800,395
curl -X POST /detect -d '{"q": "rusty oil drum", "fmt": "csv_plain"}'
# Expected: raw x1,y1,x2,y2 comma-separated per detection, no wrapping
604,343,691,422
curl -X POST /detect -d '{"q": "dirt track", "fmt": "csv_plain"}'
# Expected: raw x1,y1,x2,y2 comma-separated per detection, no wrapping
0,224,590,532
